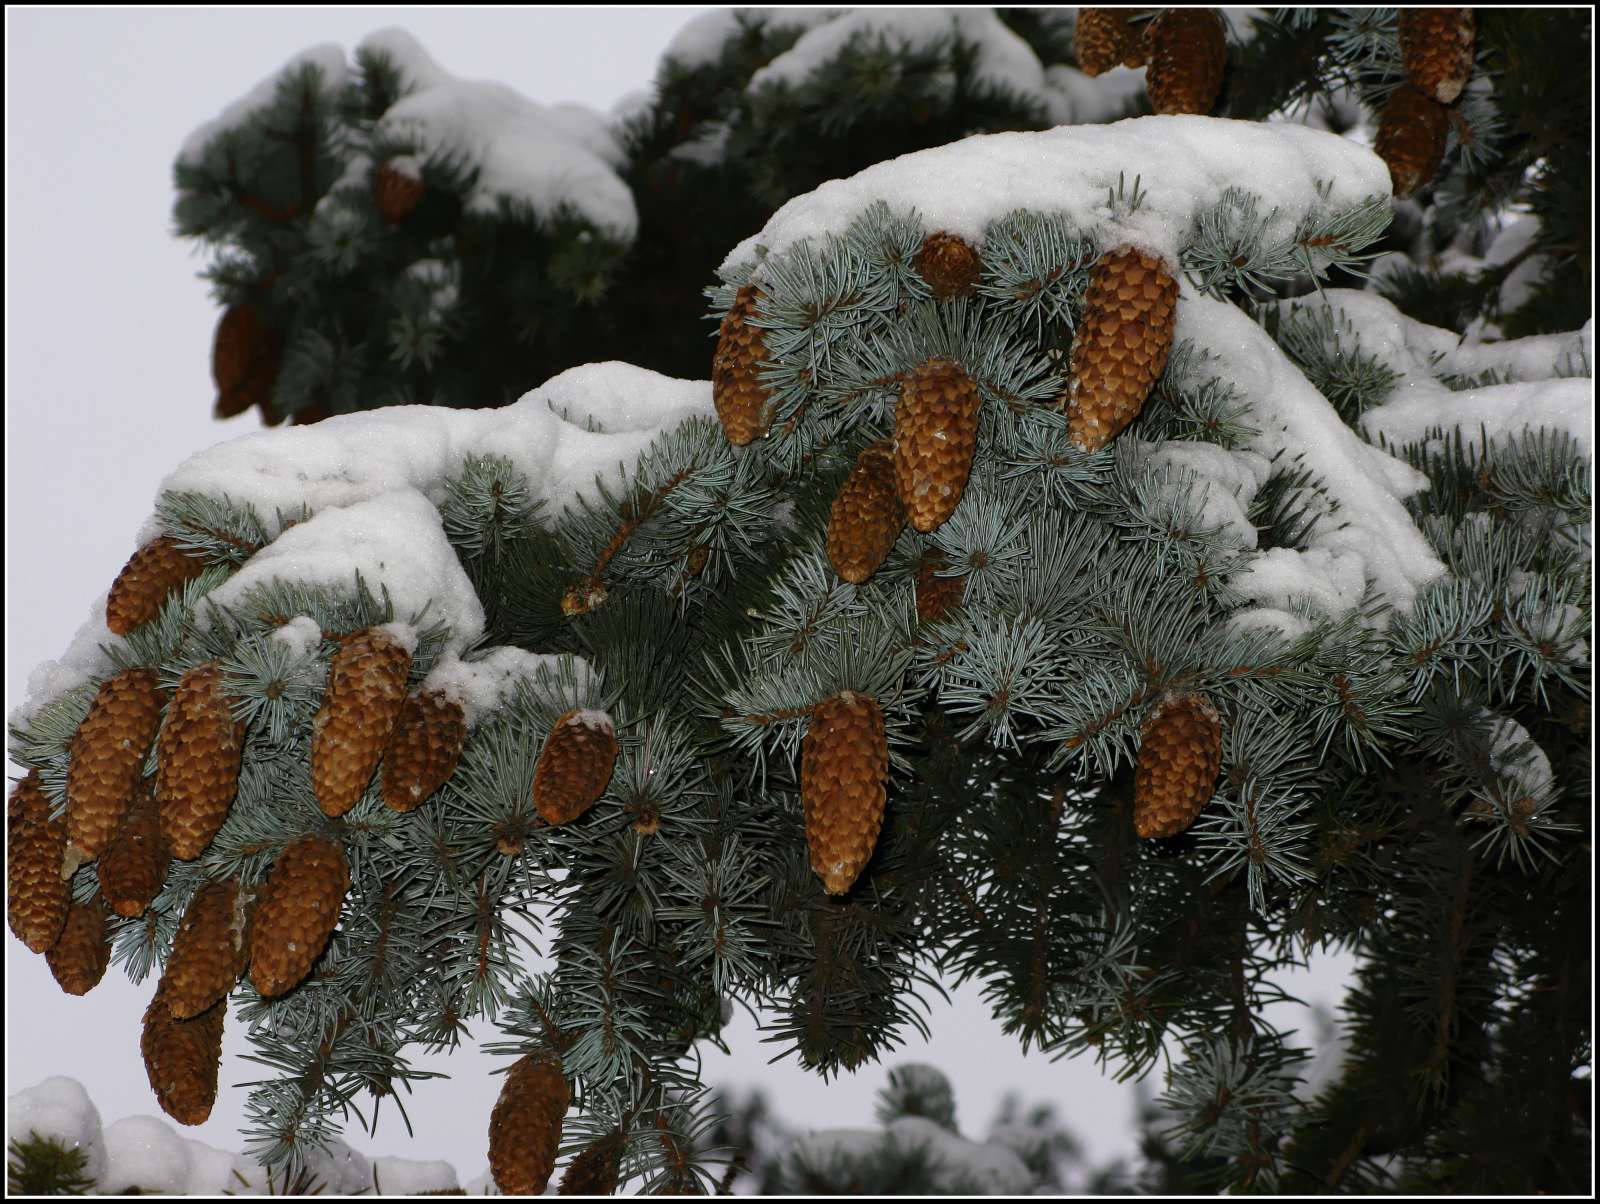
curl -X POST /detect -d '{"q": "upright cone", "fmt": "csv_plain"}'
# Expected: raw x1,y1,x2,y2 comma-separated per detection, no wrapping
311,628,413,817
1076,9,1146,75
8,770,71,954
1144,8,1228,115
68,667,164,859
381,688,468,812
916,231,983,300
1374,83,1451,199
105,537,208,636
826,441,906,584
46,902,111,996
1065,246,1177,452
157,661,246,861
1399,8,1475,104
1133,693,1223,839
532,710,618,825
249,834,350,997
800,691,889,895
894,357,981,533
489,1052,570,1196
97,780,170,918
712,284,774,445
158,877,252,1019
141,995,225,1126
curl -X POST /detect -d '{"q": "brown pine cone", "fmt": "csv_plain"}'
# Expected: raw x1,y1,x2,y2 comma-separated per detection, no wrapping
1144,8,1228,115
249,834,350,997
97,779,170,918
914,554,966,623
212,303,280,421
105,537,209,636
1399,8,1475,105
46,902,111,995
826,441,906,584
141,995,225,1126
558,1131,624,1196
800,691,889,895
1076,8,1146,75
158,877,252,1019
381,688,468,812
68,667,164,860
532,710,618,826
157,661,246,861
894,357,981,533
311,628,413,817
916,231,983,301
711,283,774,446
489,1052,571,1196
8,770,71,954
1374,83,1451,200
1133,693,1223,839
1065,246,1177,452
375,158,426,224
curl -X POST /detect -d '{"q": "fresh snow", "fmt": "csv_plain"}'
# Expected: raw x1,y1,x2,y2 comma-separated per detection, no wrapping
100,1116,195,1195
660,8,840,70
268,615,323,660
7,1076,108,1187
1485,713,1555,801
426,648,592,727
178,45,348,165
791,1115,1033,1194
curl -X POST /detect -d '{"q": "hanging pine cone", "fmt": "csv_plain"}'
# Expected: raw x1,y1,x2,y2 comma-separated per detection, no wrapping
141,995,225,1126
916,231,983,301
914,554,966,624
558,1131,624,1196
381,688,467,812
374,158,426,224
826,441,906,584
532,710,618,826
249,834,350,997
105,537,208,636
894,357,981,533
711,283,774,446
68,667,164,860
8,770,71,954
1399,8,1475,105
1065,246,1177,453
1133,693,1223,839
157,661,246,861
489,1052,571,1196
46,902,110,995
800,691,889,896
211,302,280,421
158,877,252,1019
1144,8,1228,115
1374,83,1451,200
1076,8,1146,75
97,780,170,918
311,628,413,818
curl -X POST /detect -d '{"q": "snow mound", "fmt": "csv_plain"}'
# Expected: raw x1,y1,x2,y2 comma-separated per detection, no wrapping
7,1077,108,1187
371,1155,461,1194
100,1116,193,1195
178,45,348,165
792,1115,1033,1194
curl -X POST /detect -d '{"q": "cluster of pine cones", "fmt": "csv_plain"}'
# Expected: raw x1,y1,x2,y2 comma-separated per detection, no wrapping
1076,8,1230,116
1377,10,1477,198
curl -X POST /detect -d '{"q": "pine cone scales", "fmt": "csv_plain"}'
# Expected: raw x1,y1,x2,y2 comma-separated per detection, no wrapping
916,232,983,300
68,667,164,860
489,1053,571,1196
532,710,618,825
249,835,349,997
311,628,413,818
158,662,246,861
1375,84,1451,199
105,537,208,636
914,557,966,623
894,357,981,533
1134,693,1223,839
159,878,251,1019
381,688,468,812
1066,246,1178,452
8,770,71,954
1144,8,1228,115
375,159,425,224
141,996,225,1126
46,902,111,995
97,780,170,918
827,441,906,584
1076,9,1145,75
712,283,774,445
558,1135,623,1196
1399,8,1475,104
800,691,889,895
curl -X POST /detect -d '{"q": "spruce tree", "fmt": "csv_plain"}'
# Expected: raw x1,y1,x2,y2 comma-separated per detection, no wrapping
8,8,1592,1195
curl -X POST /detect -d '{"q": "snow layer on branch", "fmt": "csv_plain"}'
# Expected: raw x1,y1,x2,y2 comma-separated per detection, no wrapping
426,648,592,727
723,115,1389,274
7,1077,108,1187
371,1155,462,1194
792,1116,1032,1194
100,1117,194,1195
178,45,348,165
661,8,840,69
1042,63,1147,126
1485,713,1555,800
357,27,454,94
1144,441,1271,550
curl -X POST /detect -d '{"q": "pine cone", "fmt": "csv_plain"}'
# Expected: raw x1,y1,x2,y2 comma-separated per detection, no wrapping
46,902,110,995
558,1132,624,1196
1374,83,1451,200
97,780,170,918
1076,8,1145,75
1065,246,1177,452
8,770,71,954
381,688,467,812
212,303,280,421
916,231,983,301
68,667,164,859
894,357,981,533
532,710,618,826
311,628,413,817
141,995,225,1126
711,284,773,445
249,834,350,997
1399,8,1475,104
800,691,889,896
157,661,246,861
375,159,425,224
159,877,252,1019
1144,8,1228,115
826,441,906,584
489,1052,570,1196
105,537,208,636
1133,693,1223,839
914,554,966,623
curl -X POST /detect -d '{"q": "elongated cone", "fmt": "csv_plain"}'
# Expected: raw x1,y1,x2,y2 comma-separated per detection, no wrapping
1076,8,1145,75
381,688,468,812
826,441,906,584
8,770,71,954
1374,83,1451,199
249,835,349,997
1133,693,1223,839
916,231,983,300
375,158,425,224
914,555,966,624
97,780,170,918
800,691,889,895
46,902,110,995
532,710,618,826
558,1132,624,1196
1399,8,1475,105
141,995,225,1126
489,1052,570,1196
894,357,981,533
311,628,413,817
158,661,246,861
1144,8,1227,115
1065,246,1177,452
105,537,208,636
68,667,164,859
212,303,279,420
159,877,252,1019
712,283,773,445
